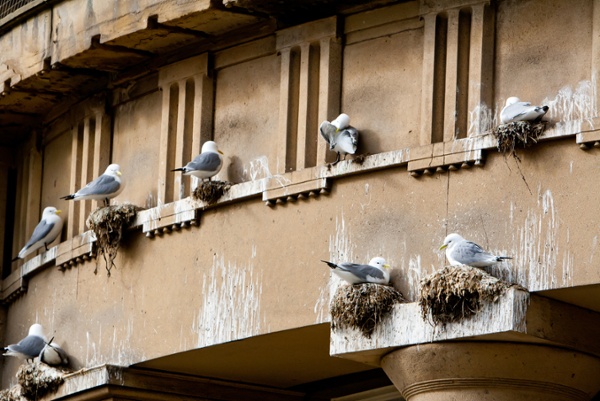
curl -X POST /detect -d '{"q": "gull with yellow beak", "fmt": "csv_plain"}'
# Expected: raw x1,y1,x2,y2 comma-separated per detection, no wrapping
12,207,63,261
321,257,391,285
172,140,224,181
61,164,124,206
440,233,512,268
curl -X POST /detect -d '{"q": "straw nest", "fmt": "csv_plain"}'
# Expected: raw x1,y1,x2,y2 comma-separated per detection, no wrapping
493,121,546,154
330,283,405,338
86,204,141,276
418,265,525,325
0,362,67,401
192,181,231,205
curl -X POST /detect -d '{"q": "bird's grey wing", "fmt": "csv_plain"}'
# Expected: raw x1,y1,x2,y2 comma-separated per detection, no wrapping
506,102,533,120
319,121,336,145
8,336,46,356
77,174,120,196
23,220,54,248
342,127,359,146
187,152,221,172
454,240,489,263
338,263,384,280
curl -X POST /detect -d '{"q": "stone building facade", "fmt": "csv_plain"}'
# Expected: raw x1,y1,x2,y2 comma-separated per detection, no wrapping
1,0,600,399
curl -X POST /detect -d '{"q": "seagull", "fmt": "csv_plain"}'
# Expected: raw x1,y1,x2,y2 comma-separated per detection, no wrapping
320,113,359,165
171,141,224,181
500,97,549,124
440,233,512,267
39,339,69,366
61,164,124,207
3,323,47,361
12,207,63,262
321,257,391,284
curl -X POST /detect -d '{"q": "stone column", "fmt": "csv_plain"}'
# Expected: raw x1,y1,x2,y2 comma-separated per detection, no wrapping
381,342,600,401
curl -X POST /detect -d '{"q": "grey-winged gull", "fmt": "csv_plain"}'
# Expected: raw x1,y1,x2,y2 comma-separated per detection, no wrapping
440,233,512,267
12,207,63,262
320,113,359,165
500,97,549,124
3,323,47,361
61,164,124,206
321,257,391,284
171,141,224,181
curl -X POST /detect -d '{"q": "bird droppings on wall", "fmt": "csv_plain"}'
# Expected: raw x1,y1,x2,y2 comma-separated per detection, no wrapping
542,80,596,136
196,254,263,348
468,102,495,137
0,362,66,401
86,204,141,276
418,265,526,325
192,180,232,204
330,283,405,338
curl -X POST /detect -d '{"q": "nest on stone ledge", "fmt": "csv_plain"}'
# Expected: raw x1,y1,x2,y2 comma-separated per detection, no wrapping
493,121,546,154
86,204,141,276
192,180,232,205
419,265,524,326
330,283,405,338
0,362,68,401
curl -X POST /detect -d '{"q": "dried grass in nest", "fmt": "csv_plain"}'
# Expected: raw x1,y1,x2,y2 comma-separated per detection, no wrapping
86,204,141,276
192,181,231,205
419,265,523,325
0,362,67,401
494,121,545,154
330,283,405,338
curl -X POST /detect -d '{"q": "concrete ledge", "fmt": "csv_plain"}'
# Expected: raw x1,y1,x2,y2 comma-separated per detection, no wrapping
330,288,600,366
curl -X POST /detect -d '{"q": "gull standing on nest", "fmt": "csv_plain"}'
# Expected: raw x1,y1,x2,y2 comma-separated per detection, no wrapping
320,113,359,165
61,164,124,207
321,257,391,284
440,233,512,267
12,207,63,261
172,140,224,181
500,97,549,124
3,324,47,361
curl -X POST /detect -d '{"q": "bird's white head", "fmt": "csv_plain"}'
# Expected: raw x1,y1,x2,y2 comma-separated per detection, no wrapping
369,257,390,270
332,113,350,131
105,164,122,177
440,233,465,251
29,323,45,337
505,97,520,106
42,207,61,217
201,140,224,155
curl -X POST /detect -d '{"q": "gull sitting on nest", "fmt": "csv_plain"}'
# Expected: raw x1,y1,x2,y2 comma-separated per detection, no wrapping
500,97,549,124
321,257,391,284
3,324,47,362
61,164,124,207
440,233,512,268
172,140,224,182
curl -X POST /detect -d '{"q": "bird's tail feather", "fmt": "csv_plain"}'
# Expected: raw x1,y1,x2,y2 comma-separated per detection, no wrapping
60,194,75,200
10,256,19,262
321,260,337,269
497,256,513,261
171,167,185,172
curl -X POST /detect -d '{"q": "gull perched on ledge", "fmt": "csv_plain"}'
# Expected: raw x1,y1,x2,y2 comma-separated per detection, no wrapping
61,164,124,207
440,233,512,268
320,113,359,165
500,97,549,124
3,324,47,361
321,257,391,284
172,140,224,181
12,207,63,261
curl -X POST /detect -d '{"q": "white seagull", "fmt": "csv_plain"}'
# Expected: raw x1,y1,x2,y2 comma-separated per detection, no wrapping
61,164,124,206
440,233,512,267
172,141,224,181
321,257,391,285
12,207,63,261
320,113,359,165
500,97,549,124
3,323,47,361
39,340,69,366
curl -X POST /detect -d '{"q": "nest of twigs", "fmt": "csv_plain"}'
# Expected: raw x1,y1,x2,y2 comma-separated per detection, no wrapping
192,180,231,205
86,204,141,276
330,283,405,338
494,121,546,154
0,362,67,401
419,265,524,325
